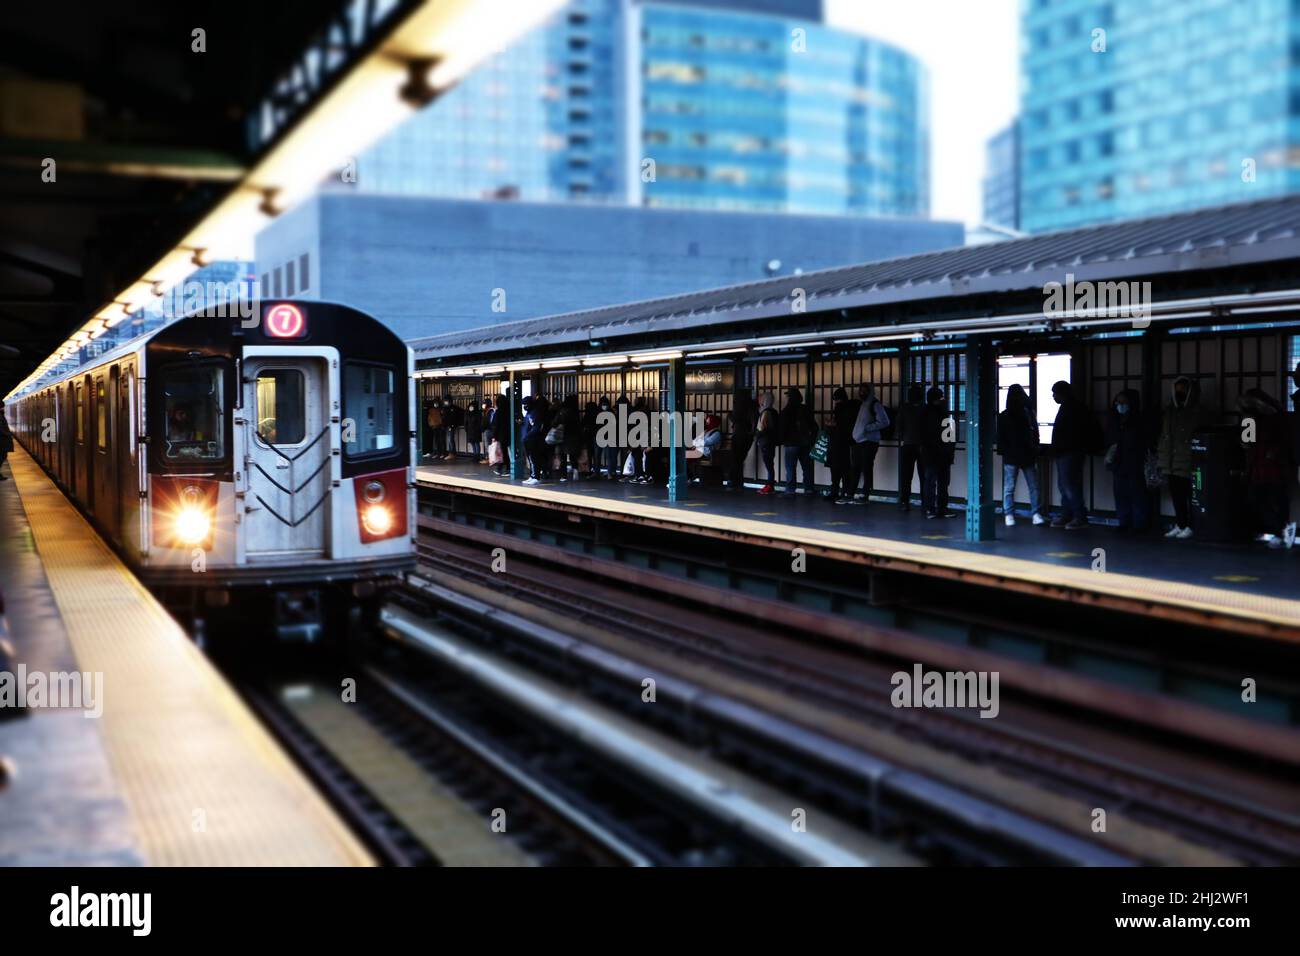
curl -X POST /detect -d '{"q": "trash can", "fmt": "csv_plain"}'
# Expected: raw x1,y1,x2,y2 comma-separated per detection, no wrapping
1189,424,1246,543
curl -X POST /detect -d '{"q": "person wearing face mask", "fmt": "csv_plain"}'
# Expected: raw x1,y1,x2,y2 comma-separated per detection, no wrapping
1156,376,1211,539
1105,389,1152,532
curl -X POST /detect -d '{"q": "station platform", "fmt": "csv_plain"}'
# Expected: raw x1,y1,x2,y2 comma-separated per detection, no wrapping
417,460,1300,640
0,447,371,866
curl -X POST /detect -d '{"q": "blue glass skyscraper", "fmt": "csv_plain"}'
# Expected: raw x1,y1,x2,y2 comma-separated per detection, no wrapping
1019,0,1296,233
355,0,930,217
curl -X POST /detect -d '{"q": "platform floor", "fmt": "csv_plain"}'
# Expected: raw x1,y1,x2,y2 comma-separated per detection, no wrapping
1,447,371,866
418,460,1300,637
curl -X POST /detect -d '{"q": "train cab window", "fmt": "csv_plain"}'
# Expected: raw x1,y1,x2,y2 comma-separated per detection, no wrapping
162,364,225,461
342,363,395,457
255,369,306,445
96,381,107,451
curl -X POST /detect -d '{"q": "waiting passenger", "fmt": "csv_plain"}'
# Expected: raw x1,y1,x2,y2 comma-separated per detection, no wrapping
1239,388,1296,549
778,386,818,497
444,400,463,459
997,383,1043,526
426,400,444,459
1105,389,1153,532
521,397,547,485
580,400,599,478
1048,381,1097,530
895,384,926,512
479,398,494,464
848,384,890,504
728,391,755,492
626,396,649,483
686,414,723,483
920,387,957,519
597,396,618,479
614,393,633,480
755,392,778,495
827,387,858,503
491,390,514,476
556,394,583,482
464,400,483,463
1156,376,1210,539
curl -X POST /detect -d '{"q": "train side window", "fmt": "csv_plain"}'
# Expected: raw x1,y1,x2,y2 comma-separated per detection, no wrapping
96,380,107,452
255,369,306,445
75,383,85,443
342,362,395,458
161,364,226,461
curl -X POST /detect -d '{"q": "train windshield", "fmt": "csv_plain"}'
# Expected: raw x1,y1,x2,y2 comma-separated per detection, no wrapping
343,363,395,457
162,364,225,461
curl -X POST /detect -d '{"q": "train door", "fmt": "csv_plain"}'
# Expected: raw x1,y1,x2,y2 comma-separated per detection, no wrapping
93,372,115,532
242,357,330,559
117,361,137,544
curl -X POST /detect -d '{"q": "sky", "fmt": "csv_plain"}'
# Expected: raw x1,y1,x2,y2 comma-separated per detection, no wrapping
826,0,1021,226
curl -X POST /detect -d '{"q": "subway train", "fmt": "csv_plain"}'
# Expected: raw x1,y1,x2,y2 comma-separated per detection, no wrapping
4,300,416,640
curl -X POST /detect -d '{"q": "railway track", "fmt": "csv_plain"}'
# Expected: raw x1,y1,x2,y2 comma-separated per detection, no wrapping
241,674,639,866
408,519,1300,866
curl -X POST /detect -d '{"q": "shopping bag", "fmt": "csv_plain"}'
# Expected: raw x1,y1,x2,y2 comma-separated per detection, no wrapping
809,428,831,464
488,440,503,465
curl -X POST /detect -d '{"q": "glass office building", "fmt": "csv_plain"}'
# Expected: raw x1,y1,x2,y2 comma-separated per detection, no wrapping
982,121,1019,230
354,0,930,217
1019,0,1298,233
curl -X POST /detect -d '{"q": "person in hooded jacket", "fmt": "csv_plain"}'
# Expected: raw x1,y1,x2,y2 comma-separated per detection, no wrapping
920,386,958,518
827,387,859,502
464,399,483,463
778,386,818,496
997,383,1043,526
521,397,548,484
1105,388,1153,532
1156,376,1212,539
847,384,890,503
895,384,926,512
1239,388,1296,549
1049,380,1097,530
582,399,601,478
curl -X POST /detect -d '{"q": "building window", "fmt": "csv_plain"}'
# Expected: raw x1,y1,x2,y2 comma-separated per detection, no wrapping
261,273,271,298
299,253,309,292
285,260,295,296
273,267,282,297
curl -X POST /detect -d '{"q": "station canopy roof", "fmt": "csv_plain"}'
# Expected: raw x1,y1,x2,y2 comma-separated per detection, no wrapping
413,194,1300,369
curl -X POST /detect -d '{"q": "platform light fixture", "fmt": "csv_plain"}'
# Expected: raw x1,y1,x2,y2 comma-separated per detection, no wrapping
629,350,683,364
687,346,749,357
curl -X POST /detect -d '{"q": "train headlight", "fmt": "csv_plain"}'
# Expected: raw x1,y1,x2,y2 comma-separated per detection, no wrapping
175,505,211,545
361,504,393,536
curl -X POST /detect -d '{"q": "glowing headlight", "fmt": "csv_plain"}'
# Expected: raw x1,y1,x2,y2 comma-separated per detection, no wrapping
175,506,211,545
361,504,393,536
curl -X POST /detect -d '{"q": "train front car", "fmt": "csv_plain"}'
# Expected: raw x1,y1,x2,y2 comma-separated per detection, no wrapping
146,300,415,641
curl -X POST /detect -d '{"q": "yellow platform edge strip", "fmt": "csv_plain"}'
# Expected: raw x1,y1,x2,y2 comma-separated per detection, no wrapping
418,469,1300,631
10,448,372,867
